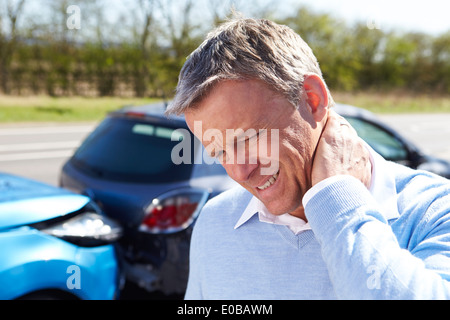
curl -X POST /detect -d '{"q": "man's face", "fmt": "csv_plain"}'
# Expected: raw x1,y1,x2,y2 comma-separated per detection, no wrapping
185,80,324,219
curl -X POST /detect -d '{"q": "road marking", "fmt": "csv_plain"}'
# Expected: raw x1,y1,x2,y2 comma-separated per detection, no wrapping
436,149,450,160
0,150,75,162
0,125,94,136
0,141,80,152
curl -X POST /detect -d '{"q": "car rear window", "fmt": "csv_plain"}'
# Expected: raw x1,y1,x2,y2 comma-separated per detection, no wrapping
70,116,196,183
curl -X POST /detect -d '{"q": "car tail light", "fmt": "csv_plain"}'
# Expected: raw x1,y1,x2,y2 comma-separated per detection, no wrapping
140,188,209,234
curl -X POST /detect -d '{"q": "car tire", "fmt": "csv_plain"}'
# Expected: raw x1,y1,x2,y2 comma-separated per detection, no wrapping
16,290,79,300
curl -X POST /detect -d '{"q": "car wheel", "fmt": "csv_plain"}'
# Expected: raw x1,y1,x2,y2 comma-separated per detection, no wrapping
16,290,79,300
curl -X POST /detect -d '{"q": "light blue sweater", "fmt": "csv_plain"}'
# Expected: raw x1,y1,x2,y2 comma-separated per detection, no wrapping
185,161,450,299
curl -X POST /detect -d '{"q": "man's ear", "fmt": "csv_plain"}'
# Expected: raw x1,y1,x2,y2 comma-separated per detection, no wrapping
303,74,329,122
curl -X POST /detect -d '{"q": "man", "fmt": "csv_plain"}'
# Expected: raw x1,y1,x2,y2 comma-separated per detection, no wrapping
165,18,450,299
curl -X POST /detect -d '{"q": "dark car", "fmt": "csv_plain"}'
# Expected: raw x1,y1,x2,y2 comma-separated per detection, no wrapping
334,104,450,179
60,102,450,297
60,102,238,296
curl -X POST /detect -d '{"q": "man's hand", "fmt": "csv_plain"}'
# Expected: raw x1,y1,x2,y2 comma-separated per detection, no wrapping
311,110,372,189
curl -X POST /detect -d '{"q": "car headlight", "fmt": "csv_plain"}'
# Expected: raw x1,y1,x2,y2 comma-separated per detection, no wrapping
34,203,122,247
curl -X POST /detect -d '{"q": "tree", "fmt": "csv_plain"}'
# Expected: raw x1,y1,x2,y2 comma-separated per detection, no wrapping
280,7,358,90
431,32,450,93
0,0,27,94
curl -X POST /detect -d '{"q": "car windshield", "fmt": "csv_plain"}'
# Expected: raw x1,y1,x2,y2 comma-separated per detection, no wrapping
345,116,408,161
70,116,196,183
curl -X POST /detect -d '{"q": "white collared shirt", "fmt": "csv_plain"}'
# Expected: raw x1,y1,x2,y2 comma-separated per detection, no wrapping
234,144,400,235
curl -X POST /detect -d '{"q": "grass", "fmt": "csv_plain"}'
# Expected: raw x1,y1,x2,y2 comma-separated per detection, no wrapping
0,95,161,123
0,92,449,123
333,91,450,114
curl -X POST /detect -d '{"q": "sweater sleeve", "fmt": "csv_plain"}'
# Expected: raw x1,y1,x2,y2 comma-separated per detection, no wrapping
304,175,450,299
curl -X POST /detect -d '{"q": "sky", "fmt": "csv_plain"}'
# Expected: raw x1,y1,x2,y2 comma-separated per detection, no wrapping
285,0,450,35
9,0,449,38
85,0,450,37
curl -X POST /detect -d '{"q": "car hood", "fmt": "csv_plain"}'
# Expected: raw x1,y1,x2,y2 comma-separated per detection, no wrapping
0,173,89,229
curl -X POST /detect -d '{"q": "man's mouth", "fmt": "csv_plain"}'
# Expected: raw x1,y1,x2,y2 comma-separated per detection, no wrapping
257,170,279,190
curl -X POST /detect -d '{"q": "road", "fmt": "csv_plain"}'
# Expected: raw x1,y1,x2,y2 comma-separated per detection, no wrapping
378,113,450,162
1,114,450,186
0,122,96,186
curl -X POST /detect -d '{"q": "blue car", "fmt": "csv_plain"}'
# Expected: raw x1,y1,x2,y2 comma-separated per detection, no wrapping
0,172,123,300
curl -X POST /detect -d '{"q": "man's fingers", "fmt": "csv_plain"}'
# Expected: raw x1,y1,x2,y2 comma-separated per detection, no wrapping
311,109,372,188
326,110,357,136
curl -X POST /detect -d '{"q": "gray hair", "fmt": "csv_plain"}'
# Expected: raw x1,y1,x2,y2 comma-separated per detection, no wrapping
166,17,334,115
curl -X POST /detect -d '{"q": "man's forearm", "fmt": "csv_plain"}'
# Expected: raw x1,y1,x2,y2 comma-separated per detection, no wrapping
304,175,450,299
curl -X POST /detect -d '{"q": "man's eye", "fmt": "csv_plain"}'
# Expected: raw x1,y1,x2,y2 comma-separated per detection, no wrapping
246,129,267,144
212,150,224,158
247,135,257,143
257,129,267,138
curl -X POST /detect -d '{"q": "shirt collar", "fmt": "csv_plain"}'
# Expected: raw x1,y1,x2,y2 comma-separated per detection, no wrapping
234,196,262,230
234,196,311,234
234,145,399,231
366,144,400,220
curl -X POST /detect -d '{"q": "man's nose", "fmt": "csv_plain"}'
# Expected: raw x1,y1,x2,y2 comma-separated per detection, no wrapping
224,161,259,183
